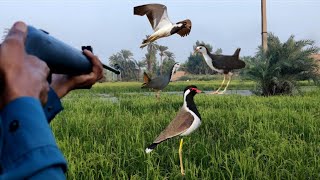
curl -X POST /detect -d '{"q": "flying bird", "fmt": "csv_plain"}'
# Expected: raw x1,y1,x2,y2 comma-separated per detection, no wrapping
142,63,180,99
145,85,202,175
134,4,192,48
194,45,245,94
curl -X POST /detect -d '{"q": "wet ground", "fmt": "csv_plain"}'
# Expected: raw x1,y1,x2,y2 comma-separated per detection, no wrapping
96,89,254,103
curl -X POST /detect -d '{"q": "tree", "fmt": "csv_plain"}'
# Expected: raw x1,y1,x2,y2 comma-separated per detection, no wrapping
109,49,138,81
183,40,222,74
246,33,319,96
162,51,176,74
133,59,146,81
145,36,159,75
158,45,169,75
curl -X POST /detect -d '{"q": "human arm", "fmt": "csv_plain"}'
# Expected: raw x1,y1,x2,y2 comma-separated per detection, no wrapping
0,21,66,179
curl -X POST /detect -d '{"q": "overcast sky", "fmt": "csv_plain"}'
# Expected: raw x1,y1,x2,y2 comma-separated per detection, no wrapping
1,0,319,64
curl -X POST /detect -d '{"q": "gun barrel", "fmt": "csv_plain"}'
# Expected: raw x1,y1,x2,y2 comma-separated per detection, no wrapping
102,64,120,74
25,26,120,75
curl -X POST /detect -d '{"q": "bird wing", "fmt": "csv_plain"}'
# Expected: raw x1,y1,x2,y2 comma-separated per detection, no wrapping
134,4,172,31
146,76,168,90
176,19,192,37
209,53,246,70
143,72,151,83
153,107,194,144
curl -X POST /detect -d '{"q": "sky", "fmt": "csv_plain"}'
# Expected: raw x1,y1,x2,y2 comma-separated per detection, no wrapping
0,0,320,65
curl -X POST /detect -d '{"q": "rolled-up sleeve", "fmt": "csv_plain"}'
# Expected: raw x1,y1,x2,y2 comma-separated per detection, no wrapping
0,97,67,179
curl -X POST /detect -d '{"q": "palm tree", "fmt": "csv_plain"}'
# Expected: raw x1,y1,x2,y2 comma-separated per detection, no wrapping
120,50,134,61
158,45,169,75
145,36,159,74
162,51,176,74
133,59,146,81
184,41,222,74
109,49,137,81
246,33,319,96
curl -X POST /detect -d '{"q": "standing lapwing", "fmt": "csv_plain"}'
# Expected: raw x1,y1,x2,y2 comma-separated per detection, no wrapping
134,4,192,48
145,85,202,175
194,45,246,94
142,62,180,99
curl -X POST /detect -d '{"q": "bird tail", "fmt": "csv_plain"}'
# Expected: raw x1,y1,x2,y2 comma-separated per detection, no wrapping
145,143,159,153
233,48,241,58
141,72,151,88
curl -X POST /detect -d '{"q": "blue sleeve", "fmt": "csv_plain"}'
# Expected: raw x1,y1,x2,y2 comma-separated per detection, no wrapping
43,88,64,123
0,97,67,179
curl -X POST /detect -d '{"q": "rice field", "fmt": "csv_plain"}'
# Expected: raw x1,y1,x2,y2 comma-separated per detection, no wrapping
50,81,320,179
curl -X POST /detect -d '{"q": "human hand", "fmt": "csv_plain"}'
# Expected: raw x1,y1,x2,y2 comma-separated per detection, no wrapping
0,21,50,109
50,49,103,98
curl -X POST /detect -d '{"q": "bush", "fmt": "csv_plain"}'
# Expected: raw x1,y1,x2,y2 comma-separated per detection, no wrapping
245,34,319,96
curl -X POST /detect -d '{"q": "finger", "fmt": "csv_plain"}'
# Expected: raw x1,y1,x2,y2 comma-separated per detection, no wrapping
4,21,28,45
26,55,50,77
40,82,49,105
83,49,103,77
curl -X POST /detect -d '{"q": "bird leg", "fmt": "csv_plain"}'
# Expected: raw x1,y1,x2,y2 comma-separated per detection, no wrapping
140,35,159,48
211,74,226,94
219,73,232,94
156,90,161,100
179,138,185,176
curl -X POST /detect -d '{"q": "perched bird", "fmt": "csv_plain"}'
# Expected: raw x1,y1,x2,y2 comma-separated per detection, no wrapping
142,63,180,99
194,45,245,94
145,85,202,175
134,4,192,48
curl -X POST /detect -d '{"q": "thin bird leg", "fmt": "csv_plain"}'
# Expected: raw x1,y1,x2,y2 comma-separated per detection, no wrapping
179,138,185,176
156,90,161,100
219,74,232,94
211,74,226,94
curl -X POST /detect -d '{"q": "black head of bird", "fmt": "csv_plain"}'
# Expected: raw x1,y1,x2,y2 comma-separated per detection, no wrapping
183,85,202,97
134,4,192,48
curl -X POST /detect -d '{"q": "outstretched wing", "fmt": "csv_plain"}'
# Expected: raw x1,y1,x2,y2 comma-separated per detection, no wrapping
134,4,172,31
176,19,192,37
153,107,194,144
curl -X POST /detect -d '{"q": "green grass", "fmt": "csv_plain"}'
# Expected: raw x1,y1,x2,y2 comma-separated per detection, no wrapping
51,82,320,179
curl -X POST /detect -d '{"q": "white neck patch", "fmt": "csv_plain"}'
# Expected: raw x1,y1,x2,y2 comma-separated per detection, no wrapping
183,89,191,107
202,52,223,73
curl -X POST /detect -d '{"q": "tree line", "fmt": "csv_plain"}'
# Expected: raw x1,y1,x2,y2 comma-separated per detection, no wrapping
106,34,320,96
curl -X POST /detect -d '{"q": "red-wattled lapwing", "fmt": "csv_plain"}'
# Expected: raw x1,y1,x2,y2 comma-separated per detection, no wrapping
194,45,245,94
134,4,192,48
142,62,180,99
145,85,202,175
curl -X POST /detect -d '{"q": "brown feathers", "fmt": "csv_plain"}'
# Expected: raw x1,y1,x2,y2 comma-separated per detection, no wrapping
153,108,194,144
176,19,192,37
134,4,169,31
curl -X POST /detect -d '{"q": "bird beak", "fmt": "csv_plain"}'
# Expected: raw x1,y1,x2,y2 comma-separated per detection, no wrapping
195,88,202,93
193,49,198,56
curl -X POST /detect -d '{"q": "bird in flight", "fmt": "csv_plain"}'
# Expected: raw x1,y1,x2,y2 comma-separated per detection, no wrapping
134,4,192,48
